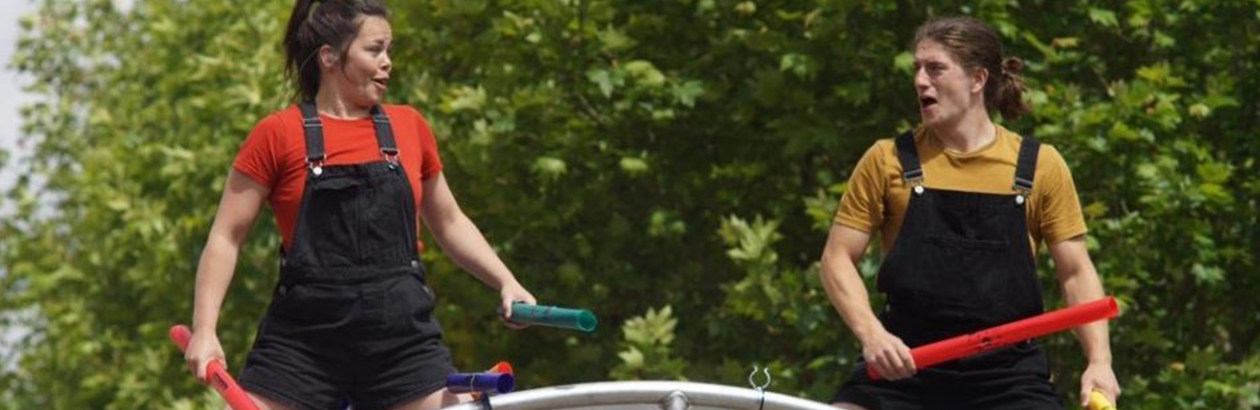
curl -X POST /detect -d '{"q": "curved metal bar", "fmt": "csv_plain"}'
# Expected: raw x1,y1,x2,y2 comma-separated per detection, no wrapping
443,381,836,410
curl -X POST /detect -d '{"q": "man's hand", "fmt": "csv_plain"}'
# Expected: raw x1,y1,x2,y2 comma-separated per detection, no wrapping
1080,361,1121,408
861,326,917,380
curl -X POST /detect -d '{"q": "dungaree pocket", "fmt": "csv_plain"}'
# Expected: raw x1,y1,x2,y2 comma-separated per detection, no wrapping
383,273,439,336
267,282,359,335
303,174,367,267
357,171,418,264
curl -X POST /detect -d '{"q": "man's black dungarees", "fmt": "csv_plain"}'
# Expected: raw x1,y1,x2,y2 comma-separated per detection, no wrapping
240,103,456,410
834,131,1063,410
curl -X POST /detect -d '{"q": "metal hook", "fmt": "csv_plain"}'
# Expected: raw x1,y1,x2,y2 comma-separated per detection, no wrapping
748,365,772,391
748,365,771,410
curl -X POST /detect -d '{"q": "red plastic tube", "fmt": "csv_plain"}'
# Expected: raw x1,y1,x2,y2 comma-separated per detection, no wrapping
169,325,261,410
868,297,1119,380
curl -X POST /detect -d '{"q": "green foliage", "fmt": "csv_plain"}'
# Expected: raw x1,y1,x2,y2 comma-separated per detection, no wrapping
2,0,1258,408
1,0,291,408
610,305,686,381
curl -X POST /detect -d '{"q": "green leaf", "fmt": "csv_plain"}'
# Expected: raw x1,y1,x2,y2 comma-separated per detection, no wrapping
1108,122,1140,141
779,53,815,79
1188,103,1210,118
647,210,686,237
617,346,645,368
586,68,625,98
1136,62,1172,84
598,27,637,52
619,157,649,175
893,51,914,74
531,156,567,179
1051,37,1080,48
624,60,666,87
439,85,487,113
1196,162,1232,184
1198,183,1233,204
671,80,704,107
1088,8,1119,28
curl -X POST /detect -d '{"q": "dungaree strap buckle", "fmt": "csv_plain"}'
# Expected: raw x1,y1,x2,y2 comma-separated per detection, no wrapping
370,106,400,165
307,158,326,177
905,169,925,196
894,130,925,196
299,102,328,177
1012,176,1033,205
381,147,399,165
1012,135,1041,205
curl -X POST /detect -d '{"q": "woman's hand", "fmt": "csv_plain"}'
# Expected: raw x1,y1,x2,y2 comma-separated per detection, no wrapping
184,329,226,384
860,326,917,380
498,281,537,329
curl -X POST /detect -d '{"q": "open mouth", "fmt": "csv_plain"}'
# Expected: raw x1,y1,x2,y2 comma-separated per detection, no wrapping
372,77,389,88
920,96,938,109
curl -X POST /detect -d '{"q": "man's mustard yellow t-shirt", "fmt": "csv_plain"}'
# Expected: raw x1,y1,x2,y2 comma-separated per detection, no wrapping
834,125,1087,256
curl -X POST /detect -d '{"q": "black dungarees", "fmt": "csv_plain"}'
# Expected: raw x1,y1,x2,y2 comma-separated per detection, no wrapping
240,103,456,410
834,132,1063,410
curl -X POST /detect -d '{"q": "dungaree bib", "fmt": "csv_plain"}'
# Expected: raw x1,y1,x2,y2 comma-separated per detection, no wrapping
239,103,456,410
834,131,1063,410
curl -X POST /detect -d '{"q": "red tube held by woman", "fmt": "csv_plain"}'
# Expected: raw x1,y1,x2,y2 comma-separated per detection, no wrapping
868,297,1119,380
170,325,261,410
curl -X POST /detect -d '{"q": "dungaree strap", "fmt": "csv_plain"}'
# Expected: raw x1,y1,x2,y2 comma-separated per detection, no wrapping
298,102,326,164
298,103,399,165
369,105,399,159
1013,135,1040,193
894,131,923,188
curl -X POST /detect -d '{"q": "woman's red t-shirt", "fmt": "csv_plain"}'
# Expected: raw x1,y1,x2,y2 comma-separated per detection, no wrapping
232,104,443,252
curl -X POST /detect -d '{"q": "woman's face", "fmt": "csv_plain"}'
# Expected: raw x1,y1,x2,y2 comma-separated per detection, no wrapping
913,39,985,128
323,16,392,108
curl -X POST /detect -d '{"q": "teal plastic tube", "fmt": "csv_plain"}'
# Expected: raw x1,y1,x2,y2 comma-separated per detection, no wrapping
508,303,598,332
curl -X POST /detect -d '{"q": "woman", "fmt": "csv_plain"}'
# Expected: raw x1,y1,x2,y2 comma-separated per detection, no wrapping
183,1,536,409
819,17,1120,410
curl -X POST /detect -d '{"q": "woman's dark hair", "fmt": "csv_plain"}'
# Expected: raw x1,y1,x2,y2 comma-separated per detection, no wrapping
913,17,1029,119
283,0,389,102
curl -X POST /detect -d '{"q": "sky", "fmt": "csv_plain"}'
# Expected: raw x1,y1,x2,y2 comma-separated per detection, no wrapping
0,0,39,374
0,0,40,193
1,0,136,188
0,0,40,373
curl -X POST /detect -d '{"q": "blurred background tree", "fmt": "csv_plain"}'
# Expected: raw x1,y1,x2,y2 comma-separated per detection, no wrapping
1,0,1256,408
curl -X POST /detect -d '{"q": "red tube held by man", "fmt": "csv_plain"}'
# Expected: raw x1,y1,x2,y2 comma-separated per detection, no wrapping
868,297,1119,380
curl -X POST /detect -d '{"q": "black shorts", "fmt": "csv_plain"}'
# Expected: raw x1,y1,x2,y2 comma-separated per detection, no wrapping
832,343,1063,410
239,272,456,410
